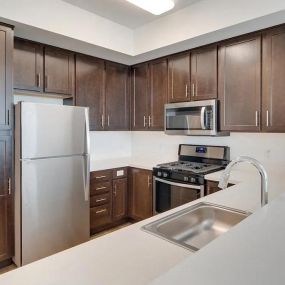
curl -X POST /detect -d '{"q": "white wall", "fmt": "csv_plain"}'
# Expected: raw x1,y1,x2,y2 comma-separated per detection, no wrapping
90,132,132,161
131,132,285,169
14,94,63,105
134,0,285,55
0,0,134,55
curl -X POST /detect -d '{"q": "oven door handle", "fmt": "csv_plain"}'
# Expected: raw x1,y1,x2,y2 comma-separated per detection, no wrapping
154,177,201,190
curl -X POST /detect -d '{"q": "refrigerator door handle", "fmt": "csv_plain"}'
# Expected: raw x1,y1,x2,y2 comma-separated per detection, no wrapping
84,107,90,202
84,154,90,202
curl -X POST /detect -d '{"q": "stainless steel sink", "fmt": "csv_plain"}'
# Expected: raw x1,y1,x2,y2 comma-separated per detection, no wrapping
142,202,251,251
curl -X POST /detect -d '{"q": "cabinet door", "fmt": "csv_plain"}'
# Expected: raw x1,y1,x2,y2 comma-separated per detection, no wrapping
0,135,13,262
191,45,217,100
0,25,13,131
112,178,127,221
131,64,149,130
44,46,74,95
262,26,285,132
219,34,261,131
168,52,190,103
129,168,153,221
149,58,168,130
75,54,104,131
105,62,129,130
14,39,43,92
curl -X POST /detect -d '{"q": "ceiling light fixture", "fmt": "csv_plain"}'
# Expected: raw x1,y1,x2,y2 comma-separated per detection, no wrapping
126,0,175,15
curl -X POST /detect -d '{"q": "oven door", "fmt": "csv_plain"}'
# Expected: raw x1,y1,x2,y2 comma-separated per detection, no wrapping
154,177,203,214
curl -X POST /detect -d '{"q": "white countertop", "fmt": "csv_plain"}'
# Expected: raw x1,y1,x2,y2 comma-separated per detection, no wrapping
1,166,285,284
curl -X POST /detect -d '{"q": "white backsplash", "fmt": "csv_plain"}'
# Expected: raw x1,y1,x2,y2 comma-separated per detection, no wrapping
90,131,132,160
131,132,285,170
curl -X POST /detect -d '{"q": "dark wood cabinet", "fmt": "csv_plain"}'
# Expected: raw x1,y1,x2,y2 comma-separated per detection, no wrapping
112,178,127,221
206,180,234,195
0,25,13,131
14,38,43,92
131,63,149,130
218,34,261,132
168,52,190,103
105,62,129,130
191,45,217,100
262,26,285,132
0,135,13,263
149,58,168,130
129,168,153,221
75,54,104,131
44,46,74,96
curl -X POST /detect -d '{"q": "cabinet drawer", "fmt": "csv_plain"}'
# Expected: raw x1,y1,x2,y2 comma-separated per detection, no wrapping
91,170,112,182
90,205,112,229
90,181,111,196
90,193,110,207
113,167,128,179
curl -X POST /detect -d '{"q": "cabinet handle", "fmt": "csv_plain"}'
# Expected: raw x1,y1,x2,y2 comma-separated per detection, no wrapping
255,111,259,127
266,110,269,127
96,186,107,191
114,184,117,196
147,175,152,188
107,115,110,127
148,116,151,127
96,175,106,179
95,209,107,214
192,83,195,97
8,178,11,195
96,198,107,203
185,84,188,97
143,116,147,128
7,110,9,126
37,74,41,88
133,69,136,127
101,114,104,128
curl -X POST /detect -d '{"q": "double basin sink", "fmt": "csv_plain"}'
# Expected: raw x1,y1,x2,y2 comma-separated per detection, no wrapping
142,202,251,251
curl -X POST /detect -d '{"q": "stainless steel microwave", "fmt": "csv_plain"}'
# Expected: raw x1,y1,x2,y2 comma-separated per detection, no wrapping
165,99,229,136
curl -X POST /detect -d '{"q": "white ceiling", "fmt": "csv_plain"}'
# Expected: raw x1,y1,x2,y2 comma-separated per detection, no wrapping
62,0,199,29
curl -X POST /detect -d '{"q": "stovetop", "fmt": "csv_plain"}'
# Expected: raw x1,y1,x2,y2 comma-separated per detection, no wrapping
156,161,224,175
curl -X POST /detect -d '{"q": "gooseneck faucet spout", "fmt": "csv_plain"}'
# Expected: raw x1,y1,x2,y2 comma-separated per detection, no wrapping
218,156,269,207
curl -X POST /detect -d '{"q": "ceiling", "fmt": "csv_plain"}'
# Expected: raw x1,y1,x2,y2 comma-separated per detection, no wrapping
62,0,199,29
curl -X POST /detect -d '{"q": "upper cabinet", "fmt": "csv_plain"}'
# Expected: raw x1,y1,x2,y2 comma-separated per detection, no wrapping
218,34,261,132
149,58,168,130
0,25,13,131
168,52,190,102
14,39,75,97
75,54,104,131
131,59,167,131
262,26,285,132
14,39,43,92
190,45,218,101
44,47,74,96
105,62,129,131
131,63,149,130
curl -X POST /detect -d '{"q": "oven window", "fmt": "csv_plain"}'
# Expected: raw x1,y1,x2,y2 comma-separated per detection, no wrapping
155,180,200,214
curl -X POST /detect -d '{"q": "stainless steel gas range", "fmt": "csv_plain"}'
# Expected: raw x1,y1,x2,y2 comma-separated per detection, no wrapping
153,144,230,214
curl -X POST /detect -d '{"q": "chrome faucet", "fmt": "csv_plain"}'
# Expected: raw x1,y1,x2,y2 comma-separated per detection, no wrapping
219,156,269,206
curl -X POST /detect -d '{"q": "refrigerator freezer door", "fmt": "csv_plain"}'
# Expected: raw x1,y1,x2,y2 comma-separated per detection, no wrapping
21,155,89,266
20,102,89,159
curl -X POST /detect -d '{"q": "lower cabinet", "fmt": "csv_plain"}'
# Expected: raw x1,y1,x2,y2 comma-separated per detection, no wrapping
90,168,128,234
129,168,153,221
206,180,234,195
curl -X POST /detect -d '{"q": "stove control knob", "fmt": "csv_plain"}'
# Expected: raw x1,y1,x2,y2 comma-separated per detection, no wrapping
190,177,196,183
157,171,162,177
183,176,189,182
163,172,168,178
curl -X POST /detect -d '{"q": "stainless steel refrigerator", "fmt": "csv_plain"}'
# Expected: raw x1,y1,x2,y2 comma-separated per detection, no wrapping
14,102,90,266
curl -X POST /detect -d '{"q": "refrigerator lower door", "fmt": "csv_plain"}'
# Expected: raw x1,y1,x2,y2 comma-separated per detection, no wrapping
19,155,89,266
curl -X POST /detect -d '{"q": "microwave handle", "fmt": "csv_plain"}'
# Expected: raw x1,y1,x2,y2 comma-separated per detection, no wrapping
200,107,206,130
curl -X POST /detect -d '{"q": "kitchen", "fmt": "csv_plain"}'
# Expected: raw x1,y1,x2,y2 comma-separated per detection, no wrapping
0,0,285,284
